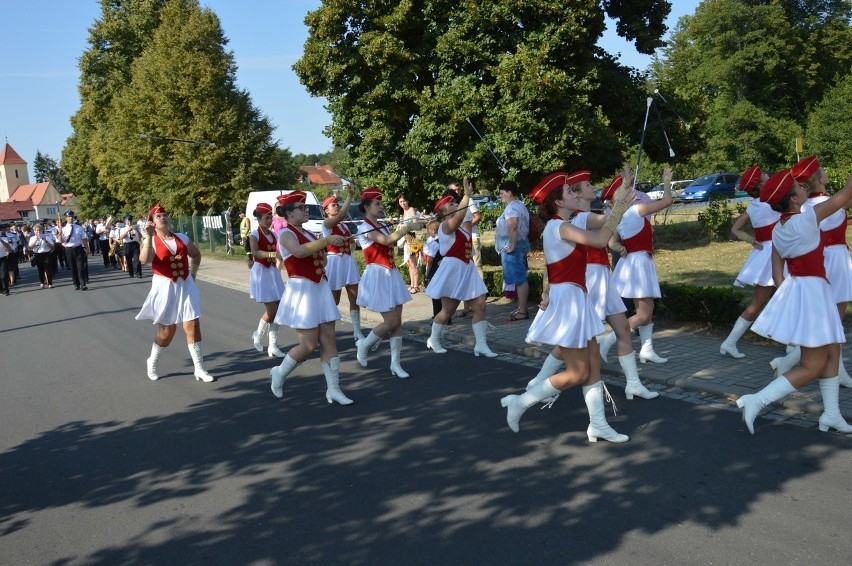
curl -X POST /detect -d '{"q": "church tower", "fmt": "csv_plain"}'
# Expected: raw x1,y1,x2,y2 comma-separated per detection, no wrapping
0,143,30,202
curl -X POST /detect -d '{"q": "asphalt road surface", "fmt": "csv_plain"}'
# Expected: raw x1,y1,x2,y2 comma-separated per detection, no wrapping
1,263,851,565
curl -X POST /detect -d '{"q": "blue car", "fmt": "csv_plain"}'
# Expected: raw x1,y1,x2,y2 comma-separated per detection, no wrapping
679,173,740,202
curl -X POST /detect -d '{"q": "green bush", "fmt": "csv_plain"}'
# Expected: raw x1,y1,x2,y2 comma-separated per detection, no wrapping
481,267,543,300
657,282,744,325
696,198,747,241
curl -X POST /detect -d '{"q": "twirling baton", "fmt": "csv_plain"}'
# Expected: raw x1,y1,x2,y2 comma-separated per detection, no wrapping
466,118,509,174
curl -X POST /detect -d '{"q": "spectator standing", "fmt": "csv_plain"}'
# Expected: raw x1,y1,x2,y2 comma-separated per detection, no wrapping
495,180,531,320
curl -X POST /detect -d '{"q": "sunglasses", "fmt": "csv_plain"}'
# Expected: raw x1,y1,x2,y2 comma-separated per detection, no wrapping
295,205,308,212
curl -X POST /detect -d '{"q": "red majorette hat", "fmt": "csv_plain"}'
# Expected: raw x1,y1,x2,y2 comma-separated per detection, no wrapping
529,172,567,205
601,175,623,202
254,202,273,216
148,203,167,221
740,165,762,192
760,169,794,205
791,155,820,182
433,194,455,212
322,195,338,209
278,191,307,206
565,169,591,186
360,187,383,201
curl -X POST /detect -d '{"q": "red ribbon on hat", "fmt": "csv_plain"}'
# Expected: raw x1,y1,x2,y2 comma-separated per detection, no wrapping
433,194,455,212
740,165,762,192
278,191,307,206
322,195,338,209
791,155,820,182
529,172,567,205
760,169,794,205
601,175,623,201
360,187,383,201
148,203,167,220
254,202,273,216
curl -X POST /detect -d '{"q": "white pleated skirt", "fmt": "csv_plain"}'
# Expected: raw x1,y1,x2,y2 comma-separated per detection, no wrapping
357,264,411,313
526,283,605,348
425,257,487,301
325,253,361,290
136,275,201,325
586,264,626,320
734,244,774,287
611,252,661,298
751,276,845,347
274,276,340,329
825,245,852,303
249,262,286,303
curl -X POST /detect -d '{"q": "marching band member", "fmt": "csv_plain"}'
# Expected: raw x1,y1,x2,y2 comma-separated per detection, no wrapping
738,169,852,434
269,191,352,404
501,171,635,442
606,169,675,364
28,223,56,288
769,156,852,387
720,165,780,358
425,179,497,358
136,203,214,383
59,211,89,291
321,187,365,342
354,187,424,378
249,202,286,357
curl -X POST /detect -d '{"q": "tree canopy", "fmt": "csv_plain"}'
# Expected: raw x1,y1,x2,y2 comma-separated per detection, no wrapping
294,0,671,201
651,0,852,174
63,0,297,217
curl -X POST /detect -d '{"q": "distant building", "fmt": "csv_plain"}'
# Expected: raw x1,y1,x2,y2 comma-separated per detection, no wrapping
0,143,75,221
0,143,30,202
298,164,344,190
0,200,34,224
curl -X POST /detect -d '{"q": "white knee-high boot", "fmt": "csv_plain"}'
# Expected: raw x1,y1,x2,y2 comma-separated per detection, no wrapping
426,322,447,353
350,310,365,342
527,353,563,390
621,352,659,399
389,336,410,378
270,354,299,398
769,345,800,377
818,377,852,433
188,342,214,382
147,343,163,381
253,319,270,352
638,324,667,364
583,382,629,443
597,331,617,363
735,376,796,434
500,378,561,433
473,321,498,358
356,331,382,367
322,357,353,405
267,323,285,358
720,317,751,359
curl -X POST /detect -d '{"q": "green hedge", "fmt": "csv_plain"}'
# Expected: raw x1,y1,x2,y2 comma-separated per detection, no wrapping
657,282,745,325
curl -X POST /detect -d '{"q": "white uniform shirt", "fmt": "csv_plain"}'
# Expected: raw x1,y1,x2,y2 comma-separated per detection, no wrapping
30,232,55,253
62,222,86,247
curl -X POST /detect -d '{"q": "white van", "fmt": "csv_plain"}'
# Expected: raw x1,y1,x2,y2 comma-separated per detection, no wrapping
245,190,325,236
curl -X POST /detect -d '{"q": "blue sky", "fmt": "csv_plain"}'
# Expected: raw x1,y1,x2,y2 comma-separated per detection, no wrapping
3,0,700,178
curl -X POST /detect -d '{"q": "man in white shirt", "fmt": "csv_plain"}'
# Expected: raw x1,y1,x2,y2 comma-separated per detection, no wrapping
120,215,143,278
59,211,89,290
0,225,14,296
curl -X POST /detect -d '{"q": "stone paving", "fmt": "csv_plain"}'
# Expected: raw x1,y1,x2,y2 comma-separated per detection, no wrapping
197,257,851,424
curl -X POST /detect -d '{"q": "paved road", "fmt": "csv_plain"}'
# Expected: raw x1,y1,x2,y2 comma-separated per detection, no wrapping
1,263,851,564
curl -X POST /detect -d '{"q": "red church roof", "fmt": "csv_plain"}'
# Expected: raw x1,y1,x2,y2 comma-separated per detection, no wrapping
0,143,27,165
0,200,34,222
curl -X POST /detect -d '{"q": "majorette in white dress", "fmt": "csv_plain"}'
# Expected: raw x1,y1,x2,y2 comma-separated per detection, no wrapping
610,206,662,298
135,233,201,325
249,228,286,303
572,211,626,320
526,216,605,348
356,219,411,313
273,226,340,330
322,222,361,290
424,223,487,301
734,199,781,287
803,194,852,303
751,206,845,347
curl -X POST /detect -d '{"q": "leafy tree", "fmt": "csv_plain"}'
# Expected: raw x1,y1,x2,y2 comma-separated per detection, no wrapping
294,1,670,202
652,0,852,173
32,151,69,193
64,0,293,217
807,73,852,177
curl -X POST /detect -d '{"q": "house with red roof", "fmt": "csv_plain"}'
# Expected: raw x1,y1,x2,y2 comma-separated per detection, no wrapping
298,164,344,189
0,200,34,224
1,143,74,221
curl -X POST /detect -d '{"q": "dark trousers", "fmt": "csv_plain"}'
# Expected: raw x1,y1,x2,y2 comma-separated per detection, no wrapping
56,246,67,268
124,241,141,276
100,239,114,267
0,256,9,294
35,252,52,285
65,246,87,288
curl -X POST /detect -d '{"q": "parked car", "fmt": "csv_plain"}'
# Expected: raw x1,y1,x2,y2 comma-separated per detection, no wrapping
645,179,693,201
341,200,387,245
471,194,496,207
678,173,740,202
